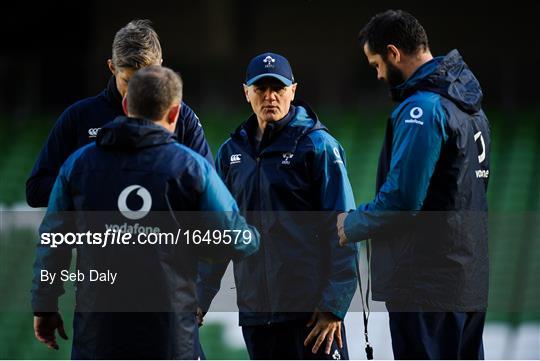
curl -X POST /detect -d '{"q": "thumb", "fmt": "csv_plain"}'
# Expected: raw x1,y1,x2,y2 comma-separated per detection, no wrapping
306,311,318,328
57,322,68,340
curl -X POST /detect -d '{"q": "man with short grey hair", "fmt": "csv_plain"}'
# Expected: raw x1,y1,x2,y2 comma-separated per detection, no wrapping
26,19,213,208
198,52,358,360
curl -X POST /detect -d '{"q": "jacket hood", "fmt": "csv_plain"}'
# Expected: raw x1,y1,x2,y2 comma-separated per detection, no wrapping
96,116,176,150
391,50,483,114
292,99,327,134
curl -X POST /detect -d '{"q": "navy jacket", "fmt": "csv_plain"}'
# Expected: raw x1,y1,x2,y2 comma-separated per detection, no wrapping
197,101,358,326
31,117,259,359
26,76,213,207
345,50,491,311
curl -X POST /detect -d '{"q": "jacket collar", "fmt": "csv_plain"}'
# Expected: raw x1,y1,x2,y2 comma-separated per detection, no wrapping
96,116,177,150
390,56,442,102
231,100,327,156
104,76,125,114
242,105,296,152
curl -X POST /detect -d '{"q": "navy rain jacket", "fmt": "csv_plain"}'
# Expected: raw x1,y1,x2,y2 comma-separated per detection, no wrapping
344,50,491,311
197,101,358,326
26,76,213,207
31,116,259,359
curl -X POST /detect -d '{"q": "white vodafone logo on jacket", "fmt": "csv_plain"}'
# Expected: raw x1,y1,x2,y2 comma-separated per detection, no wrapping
117,185,152,220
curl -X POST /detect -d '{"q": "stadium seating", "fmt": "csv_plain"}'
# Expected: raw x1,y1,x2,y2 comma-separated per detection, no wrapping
0,110,538,358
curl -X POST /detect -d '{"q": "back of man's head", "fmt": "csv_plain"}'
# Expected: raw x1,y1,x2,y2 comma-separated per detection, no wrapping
112,19,162,69
127,66,183,121
359,10,429,56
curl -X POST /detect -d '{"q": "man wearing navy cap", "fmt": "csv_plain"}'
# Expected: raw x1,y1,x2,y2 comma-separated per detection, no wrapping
197,53,358,359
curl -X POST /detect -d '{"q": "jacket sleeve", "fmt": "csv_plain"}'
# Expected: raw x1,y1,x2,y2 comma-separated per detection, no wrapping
344,99,447,242
31,153,78,312
311,133,358,320
196,145,234,312
196,151,260,261
196,261,229,312
26,107,78,207
179,102,215,167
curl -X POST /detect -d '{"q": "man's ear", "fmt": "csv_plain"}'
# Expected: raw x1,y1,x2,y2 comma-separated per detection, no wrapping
386,45,401,64
107,59,116,75
122,96,129,116
167,104,181,124
243,84,250,103
290,83,297,100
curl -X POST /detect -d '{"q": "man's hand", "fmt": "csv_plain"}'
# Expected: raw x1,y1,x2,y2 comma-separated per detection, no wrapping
304,310,343,355
196,307,206,327
337,212,348,246
34,312,68,350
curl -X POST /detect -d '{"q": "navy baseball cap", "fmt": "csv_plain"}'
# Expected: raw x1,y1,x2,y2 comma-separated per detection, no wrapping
245,52,295,86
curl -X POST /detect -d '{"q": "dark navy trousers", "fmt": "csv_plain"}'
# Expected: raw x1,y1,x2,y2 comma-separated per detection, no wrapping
387,303,485,360
242,320,349,360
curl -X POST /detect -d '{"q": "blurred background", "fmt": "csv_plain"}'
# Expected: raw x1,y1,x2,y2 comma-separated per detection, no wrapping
0,0,538,359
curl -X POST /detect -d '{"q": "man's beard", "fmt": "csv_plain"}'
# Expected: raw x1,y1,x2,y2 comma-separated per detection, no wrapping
385,59,406,101
385,60,406,88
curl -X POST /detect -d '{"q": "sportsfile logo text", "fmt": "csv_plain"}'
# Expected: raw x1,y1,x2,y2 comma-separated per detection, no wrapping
40,228,254,248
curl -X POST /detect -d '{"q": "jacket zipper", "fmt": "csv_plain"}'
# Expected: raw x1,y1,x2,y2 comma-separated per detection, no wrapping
255,154,272,324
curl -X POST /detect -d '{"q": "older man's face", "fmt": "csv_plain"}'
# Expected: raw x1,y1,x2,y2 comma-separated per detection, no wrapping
244,77,297,123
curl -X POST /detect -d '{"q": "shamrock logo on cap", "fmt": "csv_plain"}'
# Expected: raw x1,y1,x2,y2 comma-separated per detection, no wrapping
263,55,276,68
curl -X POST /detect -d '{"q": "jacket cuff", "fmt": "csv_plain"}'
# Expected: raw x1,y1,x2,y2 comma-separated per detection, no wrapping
344,210,364,242
31,296,59,314
317,300,346,321
33,312,57,317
